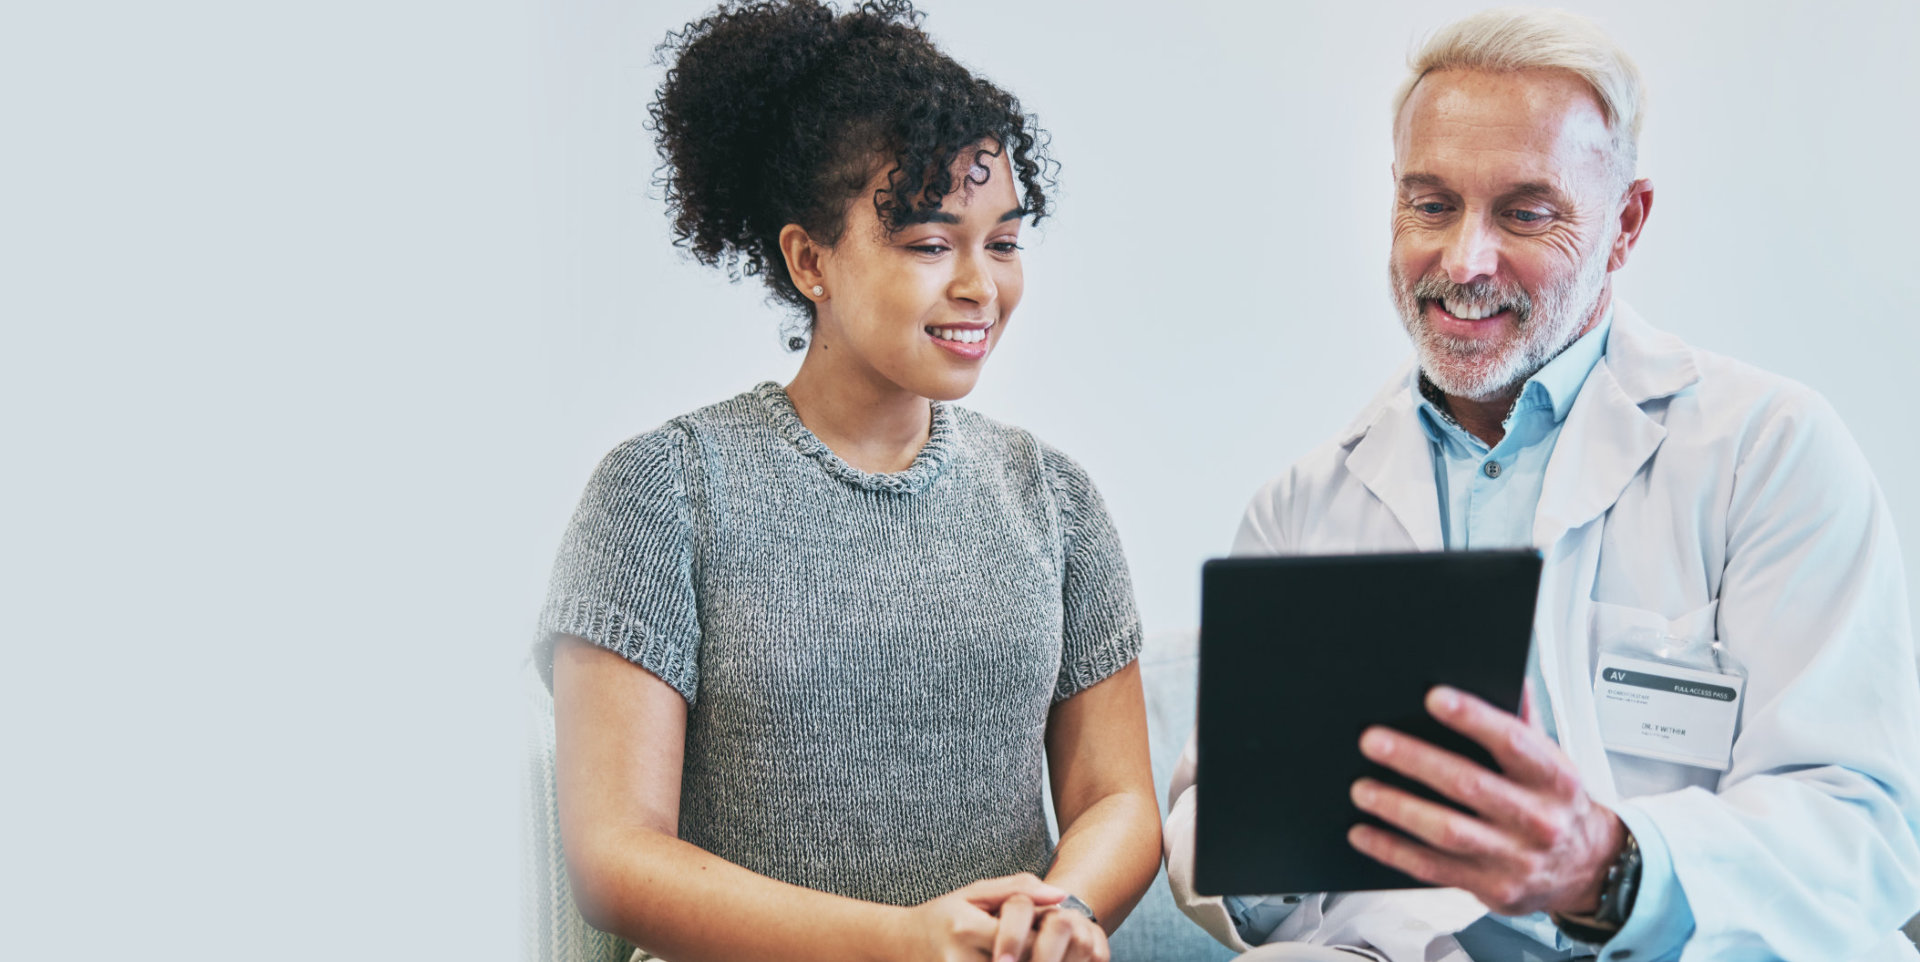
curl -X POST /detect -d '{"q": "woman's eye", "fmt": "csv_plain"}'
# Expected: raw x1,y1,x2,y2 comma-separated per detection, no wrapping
907,243,950,255
988,241,1023,254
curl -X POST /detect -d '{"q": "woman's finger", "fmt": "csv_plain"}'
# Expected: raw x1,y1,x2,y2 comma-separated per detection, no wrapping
1028,909,1075,962
991,894,1034,962
1064,915,1110,962
958,872,1066,911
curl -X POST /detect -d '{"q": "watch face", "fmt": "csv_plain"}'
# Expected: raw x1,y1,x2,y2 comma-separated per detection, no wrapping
1609,835,1644,925
1059,894,1097,922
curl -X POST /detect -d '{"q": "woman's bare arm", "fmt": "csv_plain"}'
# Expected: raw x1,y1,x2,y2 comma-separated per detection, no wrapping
552,636,1062,962
1040,661,1162,931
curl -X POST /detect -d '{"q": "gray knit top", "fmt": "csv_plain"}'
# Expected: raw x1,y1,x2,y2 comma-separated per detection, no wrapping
537,382,1142,907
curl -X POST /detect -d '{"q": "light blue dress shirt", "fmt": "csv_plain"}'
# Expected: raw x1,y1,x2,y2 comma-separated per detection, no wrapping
1417,317,1610,957
1228,312,1696,959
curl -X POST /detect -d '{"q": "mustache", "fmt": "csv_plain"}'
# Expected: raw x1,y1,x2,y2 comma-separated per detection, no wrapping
1409,273,1534,325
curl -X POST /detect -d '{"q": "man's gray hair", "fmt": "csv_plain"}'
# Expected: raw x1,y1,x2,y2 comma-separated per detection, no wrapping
1393,7,1645,186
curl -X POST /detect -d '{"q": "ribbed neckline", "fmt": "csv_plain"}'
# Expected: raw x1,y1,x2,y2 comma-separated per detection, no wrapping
754,381,956,495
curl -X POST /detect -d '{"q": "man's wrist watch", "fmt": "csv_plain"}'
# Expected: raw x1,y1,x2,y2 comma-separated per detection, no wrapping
1551,830,1641,944
1058,893,1098,924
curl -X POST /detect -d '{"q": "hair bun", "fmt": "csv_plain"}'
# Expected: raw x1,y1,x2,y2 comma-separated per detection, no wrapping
649,0,1054,319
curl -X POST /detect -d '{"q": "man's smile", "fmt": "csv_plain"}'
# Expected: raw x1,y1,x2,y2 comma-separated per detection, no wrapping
1424,298,1516,339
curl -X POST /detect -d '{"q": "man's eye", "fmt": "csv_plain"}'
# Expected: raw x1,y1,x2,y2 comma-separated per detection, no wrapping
1415,202,1449,215
1509,210,1546,223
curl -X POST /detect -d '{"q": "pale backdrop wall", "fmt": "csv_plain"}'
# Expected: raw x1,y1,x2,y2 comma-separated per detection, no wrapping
534,0,1920,638
5,1,1914,958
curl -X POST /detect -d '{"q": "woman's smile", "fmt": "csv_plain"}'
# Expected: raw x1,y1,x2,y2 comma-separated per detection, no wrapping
927,320,994,358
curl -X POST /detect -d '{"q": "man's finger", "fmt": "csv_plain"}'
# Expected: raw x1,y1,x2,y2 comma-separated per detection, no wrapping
1347,822,1470,887
1347,824,1544,916
1350,777,1513,860
958,873,1067,911
1356,726,1545,831
1425,686,1568,789
991,894,1035,962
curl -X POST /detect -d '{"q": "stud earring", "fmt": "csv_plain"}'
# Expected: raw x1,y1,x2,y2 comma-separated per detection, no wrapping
811,285,824,297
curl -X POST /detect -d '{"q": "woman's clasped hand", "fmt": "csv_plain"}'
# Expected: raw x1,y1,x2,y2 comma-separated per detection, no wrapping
892,874,1111,962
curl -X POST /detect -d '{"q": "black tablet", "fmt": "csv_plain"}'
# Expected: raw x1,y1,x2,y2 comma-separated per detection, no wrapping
1193,550,1542,896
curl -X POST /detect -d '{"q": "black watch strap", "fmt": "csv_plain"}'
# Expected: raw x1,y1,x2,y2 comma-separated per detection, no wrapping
1552,830,1641,944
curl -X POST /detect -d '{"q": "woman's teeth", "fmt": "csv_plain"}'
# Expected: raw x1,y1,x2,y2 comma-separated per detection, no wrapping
1441,297,1500,320
930,327,987,344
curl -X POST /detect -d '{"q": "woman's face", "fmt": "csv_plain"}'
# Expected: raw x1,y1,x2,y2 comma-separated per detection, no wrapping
808,145,1026,402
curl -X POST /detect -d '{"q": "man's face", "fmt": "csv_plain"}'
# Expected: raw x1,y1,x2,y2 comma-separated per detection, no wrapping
1389,68,1626,402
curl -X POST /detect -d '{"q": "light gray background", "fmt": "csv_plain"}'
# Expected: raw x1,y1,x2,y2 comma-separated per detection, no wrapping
5,0,1915,957
534,0,1920,638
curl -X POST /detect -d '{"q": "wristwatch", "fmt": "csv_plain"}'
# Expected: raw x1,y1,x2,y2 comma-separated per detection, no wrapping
1058,893,1098,924
1552,830,1641,944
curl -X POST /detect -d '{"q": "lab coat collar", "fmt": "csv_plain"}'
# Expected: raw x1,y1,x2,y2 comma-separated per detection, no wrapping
1600,300,1700,405
1531,301,1701,547
1342,363,1446,550
1340,300,1699,552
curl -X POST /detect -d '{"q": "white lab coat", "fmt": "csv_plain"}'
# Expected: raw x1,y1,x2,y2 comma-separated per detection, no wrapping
1165,304,1920,961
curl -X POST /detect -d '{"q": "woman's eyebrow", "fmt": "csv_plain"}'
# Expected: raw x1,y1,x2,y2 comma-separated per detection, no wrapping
899,206,1028,226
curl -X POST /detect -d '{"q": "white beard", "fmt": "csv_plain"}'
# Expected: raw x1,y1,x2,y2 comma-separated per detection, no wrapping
1390,233,1614,403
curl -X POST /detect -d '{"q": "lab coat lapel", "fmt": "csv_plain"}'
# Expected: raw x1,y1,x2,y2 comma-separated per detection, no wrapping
1530,360,1667,550
1343,374,1445,551
1529,303,1700,802
1532,302,1698,548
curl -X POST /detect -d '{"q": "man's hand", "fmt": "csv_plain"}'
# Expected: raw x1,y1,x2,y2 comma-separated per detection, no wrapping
1346,686,1626,917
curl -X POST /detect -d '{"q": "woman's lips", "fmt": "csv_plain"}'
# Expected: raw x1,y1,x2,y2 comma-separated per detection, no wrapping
926,324,992,360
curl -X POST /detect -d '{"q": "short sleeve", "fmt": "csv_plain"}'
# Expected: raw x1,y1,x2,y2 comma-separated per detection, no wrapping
534,427,702,704
1042,444,1144,702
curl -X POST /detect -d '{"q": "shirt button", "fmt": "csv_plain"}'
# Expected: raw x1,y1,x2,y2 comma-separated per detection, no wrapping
1483,460,1502,478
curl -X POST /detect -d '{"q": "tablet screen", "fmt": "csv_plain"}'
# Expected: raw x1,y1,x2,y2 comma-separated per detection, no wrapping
1193,550,1541,896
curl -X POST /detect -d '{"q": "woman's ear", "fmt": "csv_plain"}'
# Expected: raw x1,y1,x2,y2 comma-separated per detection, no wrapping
779,224,830,304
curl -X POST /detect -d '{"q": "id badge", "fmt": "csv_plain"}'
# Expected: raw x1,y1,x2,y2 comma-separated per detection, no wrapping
1592,652,1744,770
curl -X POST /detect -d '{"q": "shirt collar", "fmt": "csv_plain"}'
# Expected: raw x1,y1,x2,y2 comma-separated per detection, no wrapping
1415,305,1614,440
1530,306,1612,423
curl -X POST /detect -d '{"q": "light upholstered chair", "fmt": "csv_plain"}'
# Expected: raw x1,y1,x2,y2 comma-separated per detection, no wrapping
523,665,633,962
522,628,1232,962
1106,629,1238,961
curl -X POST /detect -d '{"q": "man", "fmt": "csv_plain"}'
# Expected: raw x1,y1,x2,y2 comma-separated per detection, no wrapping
1164,8,1920,961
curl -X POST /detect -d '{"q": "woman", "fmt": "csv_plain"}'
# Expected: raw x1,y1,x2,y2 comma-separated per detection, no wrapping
538,3,1160,960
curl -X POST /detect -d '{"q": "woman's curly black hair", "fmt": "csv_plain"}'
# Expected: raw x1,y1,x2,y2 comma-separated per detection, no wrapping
648,0,1056,320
